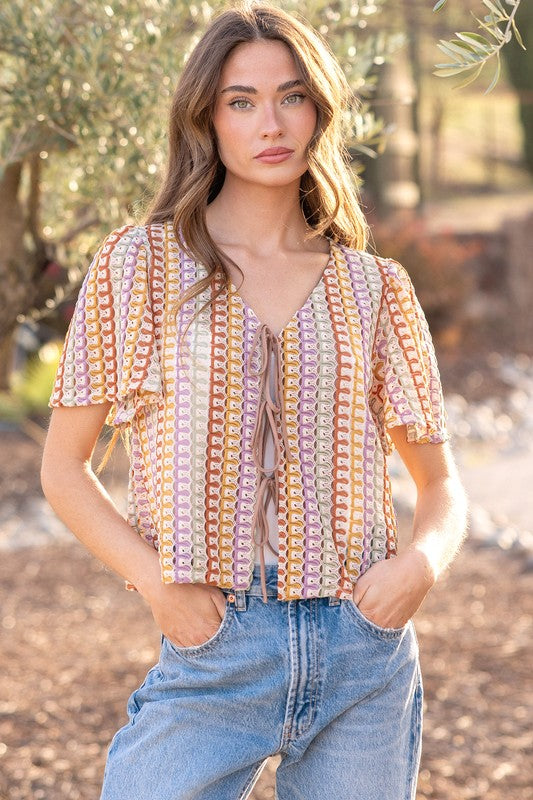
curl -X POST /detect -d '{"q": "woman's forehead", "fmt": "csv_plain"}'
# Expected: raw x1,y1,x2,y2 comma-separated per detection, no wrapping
219,39,298,86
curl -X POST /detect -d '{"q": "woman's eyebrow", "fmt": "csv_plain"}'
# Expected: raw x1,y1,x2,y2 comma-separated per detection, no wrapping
219,79,303,95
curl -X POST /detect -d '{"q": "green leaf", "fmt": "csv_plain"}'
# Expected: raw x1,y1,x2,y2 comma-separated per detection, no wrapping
474,16,506,42
455,32,492,52
435,46,466,64
433,64,482,78
434,61,469,69
452,61,485,90
482,0,508,19
437,39,481,59
433,0,448,11
511,18,526,50
484,53,501,94
435,48,485,68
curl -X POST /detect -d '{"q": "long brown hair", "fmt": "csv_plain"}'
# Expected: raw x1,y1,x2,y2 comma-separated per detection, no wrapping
96,0,369,474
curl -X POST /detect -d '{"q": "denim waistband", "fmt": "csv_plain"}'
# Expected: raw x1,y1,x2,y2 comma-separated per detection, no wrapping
221,564,280,598
220,564,343,609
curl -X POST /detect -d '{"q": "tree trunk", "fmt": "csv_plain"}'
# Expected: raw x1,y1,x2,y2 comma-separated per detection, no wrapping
505,211,533,353
373,48,420,220
0,162,27,389
0,330,15,392
0,156,52,390
502,2,533,174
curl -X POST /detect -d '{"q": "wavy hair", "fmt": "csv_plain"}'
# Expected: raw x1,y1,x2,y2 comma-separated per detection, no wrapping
145,1,368,271
97,0,369,473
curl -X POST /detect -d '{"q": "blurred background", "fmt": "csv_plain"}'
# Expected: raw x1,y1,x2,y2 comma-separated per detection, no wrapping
0,1,531,798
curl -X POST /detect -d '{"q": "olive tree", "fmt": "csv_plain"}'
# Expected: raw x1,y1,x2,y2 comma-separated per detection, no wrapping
0,0,388,389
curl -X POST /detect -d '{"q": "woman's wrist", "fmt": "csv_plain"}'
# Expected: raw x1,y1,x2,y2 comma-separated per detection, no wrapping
125,543,163,602
401,545,439,590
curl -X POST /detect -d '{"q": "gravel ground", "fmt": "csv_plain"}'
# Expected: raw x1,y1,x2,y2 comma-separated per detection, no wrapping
1,351,532,799
0,530,531,799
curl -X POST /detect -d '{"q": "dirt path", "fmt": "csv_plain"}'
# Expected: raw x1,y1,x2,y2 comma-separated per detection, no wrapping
2,344,531,799
459,445,533,532
0,536,530,800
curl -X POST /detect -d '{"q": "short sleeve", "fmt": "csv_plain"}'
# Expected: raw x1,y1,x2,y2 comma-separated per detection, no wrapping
369,257,449,455
48,224,163,429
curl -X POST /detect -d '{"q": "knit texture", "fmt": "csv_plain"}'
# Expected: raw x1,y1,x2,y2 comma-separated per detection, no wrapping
49,220,449,601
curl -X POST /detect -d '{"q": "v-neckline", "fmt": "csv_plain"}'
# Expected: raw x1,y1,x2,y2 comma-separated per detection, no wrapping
227,237,336,340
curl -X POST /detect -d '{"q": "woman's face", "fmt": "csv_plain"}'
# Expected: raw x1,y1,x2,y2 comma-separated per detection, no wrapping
212,39,317,189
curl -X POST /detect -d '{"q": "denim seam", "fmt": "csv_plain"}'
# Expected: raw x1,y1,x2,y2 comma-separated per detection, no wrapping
295,598,321,737
237,758,269,800
405,667,424,800
279,601,299,749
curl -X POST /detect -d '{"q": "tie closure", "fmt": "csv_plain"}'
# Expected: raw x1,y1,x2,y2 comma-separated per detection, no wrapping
247,323,297,603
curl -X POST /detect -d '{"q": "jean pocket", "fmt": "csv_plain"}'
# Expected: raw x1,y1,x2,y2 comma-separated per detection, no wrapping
162,597,235,657
344,597,409,640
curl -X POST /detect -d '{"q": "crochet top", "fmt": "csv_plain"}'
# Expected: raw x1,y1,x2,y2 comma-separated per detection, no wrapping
48,221,449,603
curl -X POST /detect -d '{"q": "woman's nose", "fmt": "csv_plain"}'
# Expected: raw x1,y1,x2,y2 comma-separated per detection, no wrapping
259,104,283,138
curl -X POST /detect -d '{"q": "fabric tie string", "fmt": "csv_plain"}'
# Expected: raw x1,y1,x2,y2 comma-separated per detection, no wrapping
247,323,297,603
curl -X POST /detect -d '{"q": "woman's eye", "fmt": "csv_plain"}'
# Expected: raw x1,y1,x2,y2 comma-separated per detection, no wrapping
284,93,306,105
229,98,252,109
228,93,306,110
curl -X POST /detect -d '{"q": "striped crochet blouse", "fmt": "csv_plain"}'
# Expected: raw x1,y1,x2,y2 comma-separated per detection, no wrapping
48,220,449,603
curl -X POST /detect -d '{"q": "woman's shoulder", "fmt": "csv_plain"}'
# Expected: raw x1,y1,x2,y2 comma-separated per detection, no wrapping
100,220,175,249
137,220,184,259
336,242,411,286
89,224,150,274
337,242,408,285
85,224,157,301
338,242,391,270
138,219,177,241
96,221,181,276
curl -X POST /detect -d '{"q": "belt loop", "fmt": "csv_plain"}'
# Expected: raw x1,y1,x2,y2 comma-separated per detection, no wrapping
234,589,247,612
328,596,340,606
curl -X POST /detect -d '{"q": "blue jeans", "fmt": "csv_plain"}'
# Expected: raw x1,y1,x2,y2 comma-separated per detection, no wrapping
100,564,423,800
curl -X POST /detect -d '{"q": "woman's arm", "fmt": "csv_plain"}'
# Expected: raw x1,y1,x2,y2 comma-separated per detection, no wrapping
352,425,468,628
392,426,469,582
41,406,227,647
41,403,163,597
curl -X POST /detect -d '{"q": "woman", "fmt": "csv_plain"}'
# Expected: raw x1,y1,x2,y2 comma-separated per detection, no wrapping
41,3,468,798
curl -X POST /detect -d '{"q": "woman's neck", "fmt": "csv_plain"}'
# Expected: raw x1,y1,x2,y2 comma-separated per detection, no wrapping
205,176,313,254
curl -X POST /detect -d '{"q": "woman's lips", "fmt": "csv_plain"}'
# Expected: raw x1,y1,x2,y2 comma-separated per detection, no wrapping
254,149,294,164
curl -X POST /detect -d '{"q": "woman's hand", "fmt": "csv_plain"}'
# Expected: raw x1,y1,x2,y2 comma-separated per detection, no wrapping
144,581,228,648
352,430,468,630
352,550,436,630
